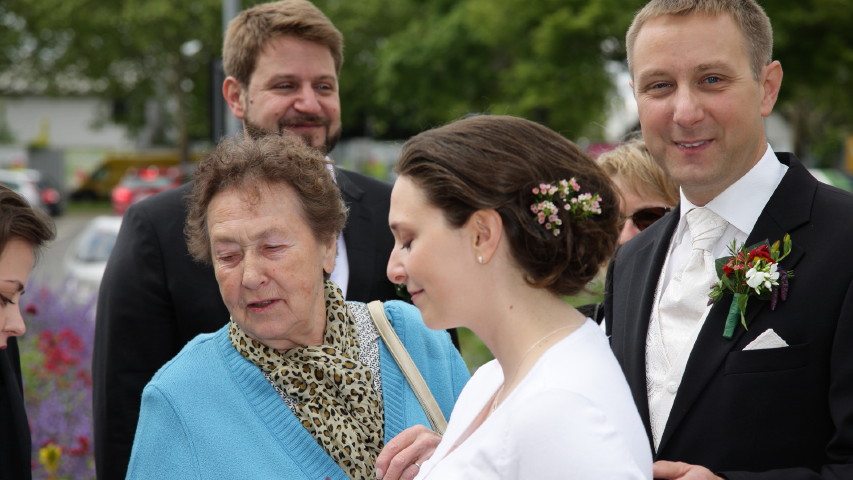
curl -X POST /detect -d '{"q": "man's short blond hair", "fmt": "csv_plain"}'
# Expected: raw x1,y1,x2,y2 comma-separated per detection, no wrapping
223,0,343,86
626,0,773,80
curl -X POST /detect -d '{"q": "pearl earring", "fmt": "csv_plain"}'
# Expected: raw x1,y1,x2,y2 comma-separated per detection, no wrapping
477,255,484,264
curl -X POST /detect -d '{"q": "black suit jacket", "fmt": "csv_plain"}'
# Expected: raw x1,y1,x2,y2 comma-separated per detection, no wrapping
605,153,853,479
92,168,398,480
0,338,32,480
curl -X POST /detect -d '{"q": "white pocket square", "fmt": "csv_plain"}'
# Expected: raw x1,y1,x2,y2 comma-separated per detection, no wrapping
743,328,789,350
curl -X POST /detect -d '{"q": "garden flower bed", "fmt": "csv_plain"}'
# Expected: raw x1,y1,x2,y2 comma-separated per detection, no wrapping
20,284,96,480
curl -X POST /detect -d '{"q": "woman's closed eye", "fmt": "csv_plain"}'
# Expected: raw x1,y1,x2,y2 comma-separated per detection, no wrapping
1,294,15,306
216,253,241,266
264,244,285,253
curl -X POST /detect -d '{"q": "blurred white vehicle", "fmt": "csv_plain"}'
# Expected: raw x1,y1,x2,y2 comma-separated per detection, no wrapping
62,215,122,306
0,168,45,211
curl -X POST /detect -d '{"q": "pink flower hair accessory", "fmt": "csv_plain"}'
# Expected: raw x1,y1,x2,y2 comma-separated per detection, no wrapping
530,178,602,237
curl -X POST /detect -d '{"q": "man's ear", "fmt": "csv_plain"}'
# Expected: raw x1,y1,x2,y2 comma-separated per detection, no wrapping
223,76,246,120
468,209,503,264
760,60,783,118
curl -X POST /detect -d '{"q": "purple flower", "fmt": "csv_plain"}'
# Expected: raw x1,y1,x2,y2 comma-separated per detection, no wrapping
21,282,96,480
770,285,779,310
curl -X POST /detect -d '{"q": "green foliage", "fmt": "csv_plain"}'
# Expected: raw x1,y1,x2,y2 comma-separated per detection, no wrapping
2,0,222,147
2,0,850,161
365,0,640,139
764,0,853,165
457,327,493,373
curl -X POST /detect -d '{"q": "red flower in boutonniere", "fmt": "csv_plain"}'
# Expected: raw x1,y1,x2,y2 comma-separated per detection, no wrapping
708,234,794,339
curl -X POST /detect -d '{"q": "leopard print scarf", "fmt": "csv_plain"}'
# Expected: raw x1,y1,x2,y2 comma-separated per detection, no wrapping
229,281,384,479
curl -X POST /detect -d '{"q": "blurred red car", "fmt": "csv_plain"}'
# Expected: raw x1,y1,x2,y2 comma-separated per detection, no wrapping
111,166,184,215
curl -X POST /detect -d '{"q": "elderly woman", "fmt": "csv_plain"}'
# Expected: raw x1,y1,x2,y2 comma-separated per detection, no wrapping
1,185,55,479
126,134,468,480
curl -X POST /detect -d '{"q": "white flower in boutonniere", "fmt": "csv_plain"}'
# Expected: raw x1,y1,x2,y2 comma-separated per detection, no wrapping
745,262,780,293
707,234,794,339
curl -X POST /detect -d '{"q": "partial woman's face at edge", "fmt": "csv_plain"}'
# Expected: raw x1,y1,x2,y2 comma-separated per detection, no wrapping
0,238,36,348
613,176,672,246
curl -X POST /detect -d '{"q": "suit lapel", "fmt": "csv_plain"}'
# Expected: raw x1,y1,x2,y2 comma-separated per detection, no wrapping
618,207,681,440
657,153,815,453
335,169,376,301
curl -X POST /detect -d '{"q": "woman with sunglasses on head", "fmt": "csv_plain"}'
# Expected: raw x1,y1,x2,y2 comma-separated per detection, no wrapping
1,185,55,479
577,137,679,325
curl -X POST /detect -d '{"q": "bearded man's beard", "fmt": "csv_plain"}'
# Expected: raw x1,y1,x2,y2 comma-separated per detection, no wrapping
243,117,341,155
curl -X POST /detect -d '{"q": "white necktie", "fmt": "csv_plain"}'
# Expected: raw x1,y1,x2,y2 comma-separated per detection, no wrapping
657,207,727,361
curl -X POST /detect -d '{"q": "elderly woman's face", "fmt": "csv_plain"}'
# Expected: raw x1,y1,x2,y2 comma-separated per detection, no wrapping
207,182,336,350
1,238,35,349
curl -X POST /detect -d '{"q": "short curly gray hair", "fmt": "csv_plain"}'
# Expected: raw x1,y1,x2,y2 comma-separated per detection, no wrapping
185,134,348,264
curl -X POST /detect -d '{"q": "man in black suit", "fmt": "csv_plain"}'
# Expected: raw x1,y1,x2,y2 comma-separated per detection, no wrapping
605,1,853,479
92,2,400,478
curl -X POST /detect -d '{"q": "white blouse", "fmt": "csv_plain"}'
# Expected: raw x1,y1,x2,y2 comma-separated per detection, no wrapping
415,320,652,480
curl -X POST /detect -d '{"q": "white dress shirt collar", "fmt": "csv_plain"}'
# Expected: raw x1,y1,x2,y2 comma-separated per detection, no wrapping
324,157,350,297
677,144,787,237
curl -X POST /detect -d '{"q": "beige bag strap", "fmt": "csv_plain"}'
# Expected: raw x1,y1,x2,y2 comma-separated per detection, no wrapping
367,301,448,434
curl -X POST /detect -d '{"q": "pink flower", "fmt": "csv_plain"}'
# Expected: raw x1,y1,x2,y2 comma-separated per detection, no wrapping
570,178,580,191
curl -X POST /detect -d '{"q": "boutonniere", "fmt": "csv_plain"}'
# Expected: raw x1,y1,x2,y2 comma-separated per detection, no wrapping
708,234,794,339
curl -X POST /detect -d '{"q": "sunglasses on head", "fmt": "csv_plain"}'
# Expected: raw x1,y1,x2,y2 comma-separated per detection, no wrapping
624,207,671,231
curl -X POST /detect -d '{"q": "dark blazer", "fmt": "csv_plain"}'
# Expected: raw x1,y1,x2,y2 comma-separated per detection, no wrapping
605,153,853,479
0,338,32,480
92,168,398,480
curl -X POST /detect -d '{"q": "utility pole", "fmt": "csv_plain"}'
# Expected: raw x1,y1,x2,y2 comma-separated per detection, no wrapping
223,0,241,137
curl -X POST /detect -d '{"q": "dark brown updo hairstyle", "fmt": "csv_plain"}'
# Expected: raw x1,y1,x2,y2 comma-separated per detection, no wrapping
396,115,620,296
0,185,56,260
185,133,348,264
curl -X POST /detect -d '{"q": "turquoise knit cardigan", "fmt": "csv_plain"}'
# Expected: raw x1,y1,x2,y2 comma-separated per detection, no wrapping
126,301,470,479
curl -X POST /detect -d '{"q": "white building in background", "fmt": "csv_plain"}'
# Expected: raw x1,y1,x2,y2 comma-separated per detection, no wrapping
1,96,132,150
0,96,134,191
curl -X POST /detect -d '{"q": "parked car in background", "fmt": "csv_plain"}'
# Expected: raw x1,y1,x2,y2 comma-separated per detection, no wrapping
37,176,66,216
0,168,45,211
0,168,67,216
62,215,122,306
111,166,185,215
73,150,204,200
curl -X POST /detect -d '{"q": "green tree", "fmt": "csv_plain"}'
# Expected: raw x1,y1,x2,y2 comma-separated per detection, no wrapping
765,0,853,166
2,0,223,161
3,0,849,165
364,0,642,140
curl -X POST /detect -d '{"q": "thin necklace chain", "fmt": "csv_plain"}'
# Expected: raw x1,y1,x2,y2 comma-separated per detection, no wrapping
490,323,578,413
